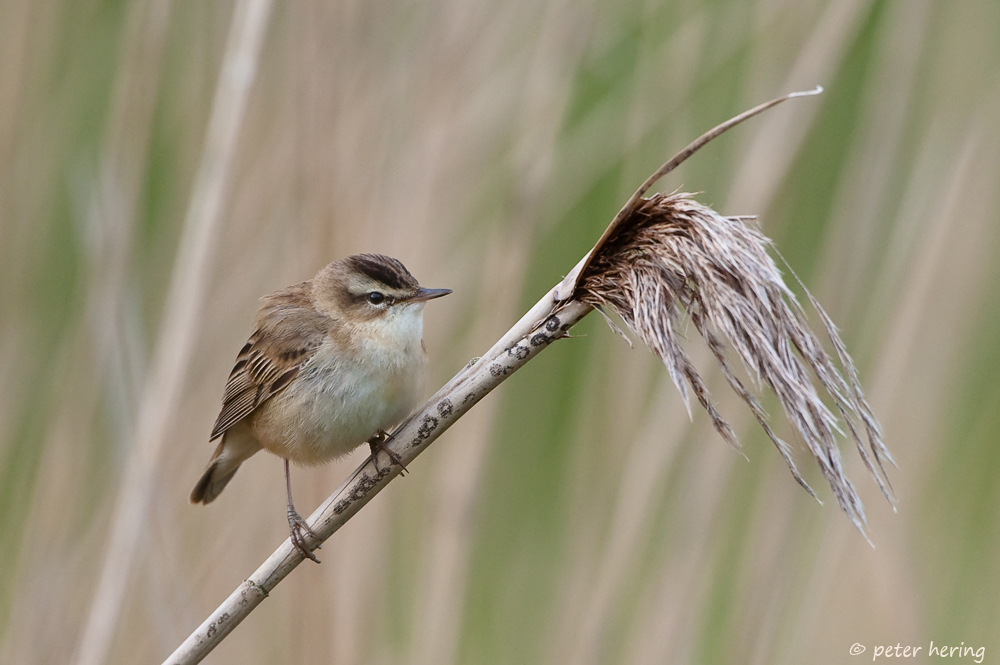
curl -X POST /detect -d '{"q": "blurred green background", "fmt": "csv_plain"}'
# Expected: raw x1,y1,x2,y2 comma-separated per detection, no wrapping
2,0,999,663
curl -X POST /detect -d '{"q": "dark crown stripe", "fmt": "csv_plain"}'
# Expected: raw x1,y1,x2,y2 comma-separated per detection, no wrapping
347,254,417,290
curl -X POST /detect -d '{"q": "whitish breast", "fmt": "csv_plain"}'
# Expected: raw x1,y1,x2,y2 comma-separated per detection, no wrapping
254,307,427,465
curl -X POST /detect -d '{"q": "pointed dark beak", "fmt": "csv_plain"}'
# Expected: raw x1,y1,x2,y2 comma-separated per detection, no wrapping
408,287,452,303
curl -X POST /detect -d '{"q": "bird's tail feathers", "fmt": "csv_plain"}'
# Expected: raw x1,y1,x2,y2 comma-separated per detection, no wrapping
190,430,261,504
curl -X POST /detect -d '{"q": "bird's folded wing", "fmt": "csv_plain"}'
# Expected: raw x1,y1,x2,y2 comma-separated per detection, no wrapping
209,301,331,440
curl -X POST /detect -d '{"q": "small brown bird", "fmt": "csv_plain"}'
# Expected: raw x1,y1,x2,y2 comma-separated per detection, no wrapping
191,254,450,561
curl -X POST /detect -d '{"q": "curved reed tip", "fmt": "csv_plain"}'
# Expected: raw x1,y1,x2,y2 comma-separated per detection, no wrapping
790,85,824,97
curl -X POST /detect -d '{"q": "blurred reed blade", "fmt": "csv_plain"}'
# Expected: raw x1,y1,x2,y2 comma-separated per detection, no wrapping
72,2,275,665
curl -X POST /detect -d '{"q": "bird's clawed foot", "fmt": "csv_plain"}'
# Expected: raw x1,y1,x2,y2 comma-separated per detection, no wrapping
287,508,320,563
284,457,320,563
368,429,408,475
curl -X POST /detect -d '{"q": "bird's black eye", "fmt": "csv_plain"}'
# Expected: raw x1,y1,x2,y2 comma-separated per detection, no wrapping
367,292,385,305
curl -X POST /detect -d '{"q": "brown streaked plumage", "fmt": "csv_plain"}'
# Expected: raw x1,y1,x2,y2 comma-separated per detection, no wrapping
207,281,328,444
190,254,450,562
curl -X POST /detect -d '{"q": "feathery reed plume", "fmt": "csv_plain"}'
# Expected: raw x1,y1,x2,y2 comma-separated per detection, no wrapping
572,192,894,533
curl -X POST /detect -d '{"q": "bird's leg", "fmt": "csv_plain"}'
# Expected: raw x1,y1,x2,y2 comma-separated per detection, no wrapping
368,429,408,475
284,458,320,563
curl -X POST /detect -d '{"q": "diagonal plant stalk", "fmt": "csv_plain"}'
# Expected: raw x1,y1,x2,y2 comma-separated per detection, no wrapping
164,86,892,665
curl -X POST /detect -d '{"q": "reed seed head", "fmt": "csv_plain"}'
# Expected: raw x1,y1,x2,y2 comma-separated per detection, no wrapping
575,192,894,535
